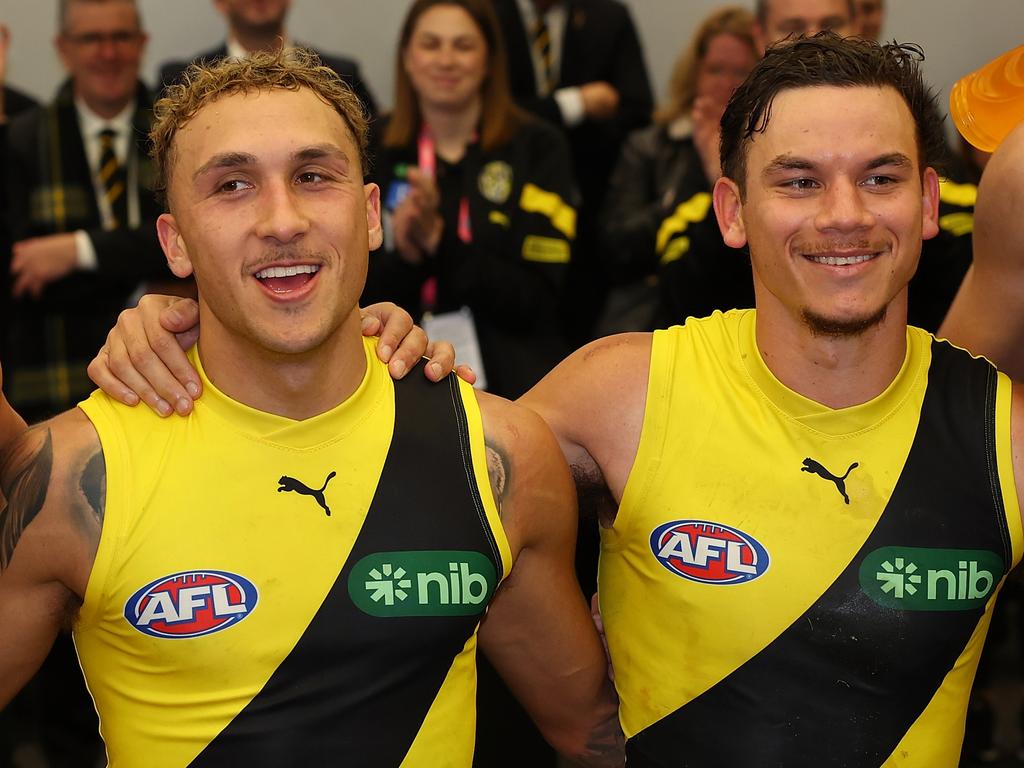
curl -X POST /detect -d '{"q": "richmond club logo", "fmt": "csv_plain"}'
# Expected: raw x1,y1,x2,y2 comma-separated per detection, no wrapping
651,520,770,585
124,570,259,638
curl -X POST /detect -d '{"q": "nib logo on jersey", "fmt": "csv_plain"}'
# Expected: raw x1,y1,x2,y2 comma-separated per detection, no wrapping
124,570,259,638
859,546,1003,611
650,520,770,585
348,551,497,617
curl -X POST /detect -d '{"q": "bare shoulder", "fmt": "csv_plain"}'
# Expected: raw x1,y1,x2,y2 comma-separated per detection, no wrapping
475,391,576,556
520,332,653,502
0,408,104,599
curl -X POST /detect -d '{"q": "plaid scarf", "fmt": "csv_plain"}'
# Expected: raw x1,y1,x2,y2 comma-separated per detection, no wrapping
27,78,157,235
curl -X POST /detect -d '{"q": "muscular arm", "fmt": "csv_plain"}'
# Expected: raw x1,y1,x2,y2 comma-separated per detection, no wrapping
475,393,623,766
939,122,1024,378
518,333,652,517
0,409,103,707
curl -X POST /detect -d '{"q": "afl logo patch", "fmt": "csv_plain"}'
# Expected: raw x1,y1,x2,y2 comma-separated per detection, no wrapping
651,520,770,585
124,570,258,639
478,161,513,204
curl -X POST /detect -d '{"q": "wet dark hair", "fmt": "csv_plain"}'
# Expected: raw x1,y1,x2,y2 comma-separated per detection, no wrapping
720,32,949,192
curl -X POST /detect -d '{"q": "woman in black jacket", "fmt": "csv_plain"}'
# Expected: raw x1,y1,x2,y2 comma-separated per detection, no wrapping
599,7,757,332
363,0,577,399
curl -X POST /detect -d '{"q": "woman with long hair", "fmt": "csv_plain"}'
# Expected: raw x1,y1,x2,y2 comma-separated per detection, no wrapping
363,0,576,399
599,6,757,332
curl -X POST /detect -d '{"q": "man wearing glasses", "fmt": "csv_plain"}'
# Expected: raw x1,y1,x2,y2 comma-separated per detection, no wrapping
1,1,167,763
3,0,174,425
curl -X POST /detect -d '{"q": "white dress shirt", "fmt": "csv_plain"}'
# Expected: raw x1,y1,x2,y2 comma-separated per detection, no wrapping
74,97,140,270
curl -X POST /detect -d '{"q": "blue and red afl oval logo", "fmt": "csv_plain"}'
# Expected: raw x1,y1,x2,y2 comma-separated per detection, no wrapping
650,520,770,584
124,570,259,639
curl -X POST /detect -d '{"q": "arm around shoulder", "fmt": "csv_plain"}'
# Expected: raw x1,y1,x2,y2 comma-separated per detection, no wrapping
519,332,652,502
475,392,623,765
0,408,103,707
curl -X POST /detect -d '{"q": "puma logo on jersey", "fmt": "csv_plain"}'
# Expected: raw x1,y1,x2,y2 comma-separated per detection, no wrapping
801,458,859,504
278,471,337,516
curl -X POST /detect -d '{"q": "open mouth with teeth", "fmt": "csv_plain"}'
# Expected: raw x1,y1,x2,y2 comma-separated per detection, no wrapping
806,253,877,266
254,264,321,294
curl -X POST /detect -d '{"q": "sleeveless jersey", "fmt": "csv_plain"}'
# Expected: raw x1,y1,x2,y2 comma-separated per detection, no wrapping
599,309,1022,767
75,338,511,768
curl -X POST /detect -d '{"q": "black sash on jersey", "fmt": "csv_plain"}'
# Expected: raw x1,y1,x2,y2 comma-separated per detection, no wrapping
628,340,1011,767
189,370,501,766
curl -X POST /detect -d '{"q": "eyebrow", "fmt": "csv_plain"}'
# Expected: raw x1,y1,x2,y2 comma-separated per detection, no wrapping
193,144,350,182
193,152,257,182
761,152,914,179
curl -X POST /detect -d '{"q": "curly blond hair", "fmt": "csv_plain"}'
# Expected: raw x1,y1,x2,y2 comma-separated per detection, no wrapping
150,47,369,203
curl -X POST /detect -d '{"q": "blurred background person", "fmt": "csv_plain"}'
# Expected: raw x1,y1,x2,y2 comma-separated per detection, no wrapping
158,0,377,121
598,6,756,334
364,0,575,402
2,2,176,763
753,0,855,53
855,0,884,39
491,0,653,345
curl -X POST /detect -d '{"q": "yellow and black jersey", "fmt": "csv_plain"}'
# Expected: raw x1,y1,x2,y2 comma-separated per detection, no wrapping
600,309,1022,767
75,338,511,767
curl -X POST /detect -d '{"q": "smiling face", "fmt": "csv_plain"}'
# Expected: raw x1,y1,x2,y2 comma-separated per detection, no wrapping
56,0,147,118
713,85,939,337
756,0,853,53
157,87,381,359
402,3,488,114
214,0,290,35
696,33,758,106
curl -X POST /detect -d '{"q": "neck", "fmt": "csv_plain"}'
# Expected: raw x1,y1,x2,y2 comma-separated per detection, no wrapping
231,25,286,55
754,293,909,409
421,97,481,162
77,92,132,121
196,309,367,421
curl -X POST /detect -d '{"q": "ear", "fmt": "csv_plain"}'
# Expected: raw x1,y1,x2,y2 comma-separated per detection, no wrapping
364,183,383,251
712,176,748,249
55,34,72,73
920,166,940,242
157,213,195,278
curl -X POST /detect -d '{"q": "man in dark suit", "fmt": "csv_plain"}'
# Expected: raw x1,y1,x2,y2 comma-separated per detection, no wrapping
4,0,173,426
491,0,653,343
158,0,377,120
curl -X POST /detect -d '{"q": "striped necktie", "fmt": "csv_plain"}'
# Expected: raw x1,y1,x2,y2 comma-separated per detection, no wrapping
531,14,556,97
97,128,128,229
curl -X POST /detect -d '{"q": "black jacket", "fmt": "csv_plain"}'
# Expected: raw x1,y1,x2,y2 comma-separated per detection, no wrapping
365,118,576,398
492,0,652,217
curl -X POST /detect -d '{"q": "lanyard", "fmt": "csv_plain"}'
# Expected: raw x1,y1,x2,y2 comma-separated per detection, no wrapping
417,123,472,245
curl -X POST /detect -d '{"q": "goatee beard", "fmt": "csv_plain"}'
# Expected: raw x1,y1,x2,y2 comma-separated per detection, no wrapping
801,305,887,338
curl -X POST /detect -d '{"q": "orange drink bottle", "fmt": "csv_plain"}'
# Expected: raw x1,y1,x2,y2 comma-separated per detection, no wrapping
950,44,1024,152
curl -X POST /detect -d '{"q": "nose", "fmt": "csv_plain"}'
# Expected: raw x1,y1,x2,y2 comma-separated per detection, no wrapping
97,36,119,59
254,181,310,244
814,177,874,234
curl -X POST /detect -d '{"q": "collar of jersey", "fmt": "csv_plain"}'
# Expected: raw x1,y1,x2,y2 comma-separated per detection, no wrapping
188,337,387,449
738,309,926,437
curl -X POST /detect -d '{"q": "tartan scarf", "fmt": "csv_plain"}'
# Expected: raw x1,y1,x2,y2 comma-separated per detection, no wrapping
28,78,157,235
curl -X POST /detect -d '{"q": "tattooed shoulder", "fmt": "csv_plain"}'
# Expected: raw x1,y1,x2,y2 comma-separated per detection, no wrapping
0,427,54,570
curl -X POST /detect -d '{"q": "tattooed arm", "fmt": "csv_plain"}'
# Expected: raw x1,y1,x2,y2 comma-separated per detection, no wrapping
475,392,624,767
0,409,104,707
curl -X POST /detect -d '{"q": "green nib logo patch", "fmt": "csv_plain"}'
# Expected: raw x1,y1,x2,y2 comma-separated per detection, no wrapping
349,551,497,617
860,547,1003,611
